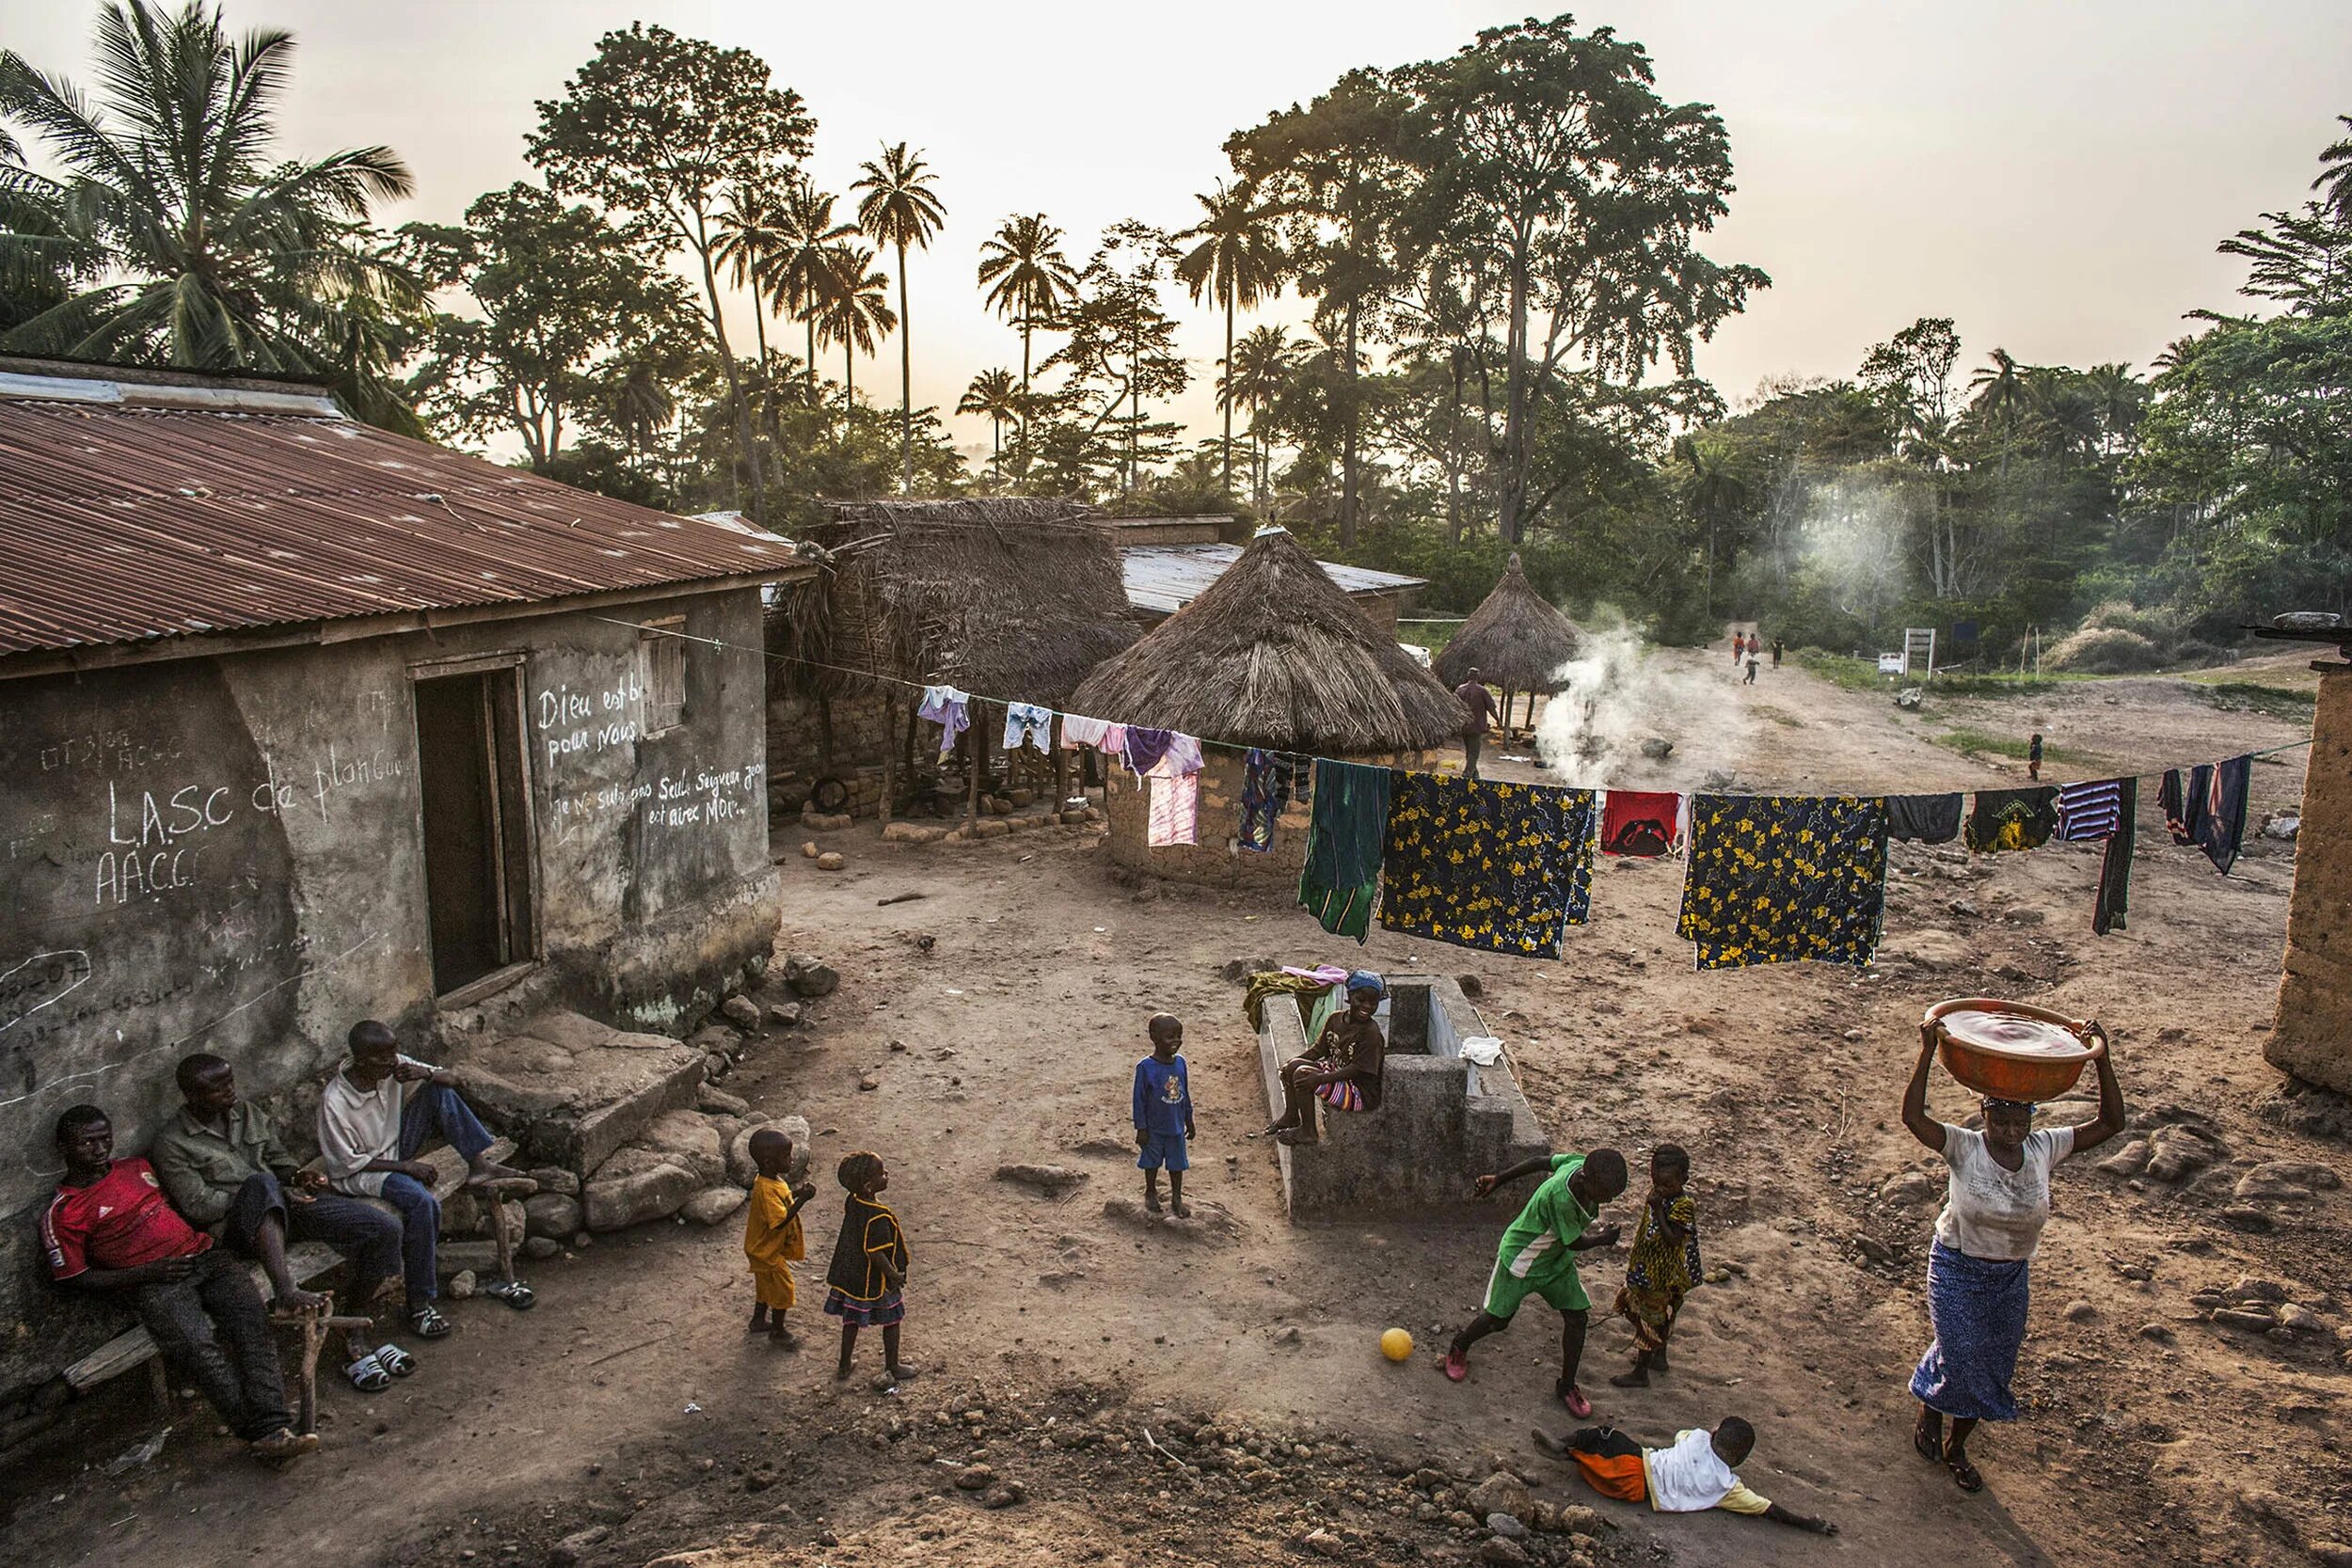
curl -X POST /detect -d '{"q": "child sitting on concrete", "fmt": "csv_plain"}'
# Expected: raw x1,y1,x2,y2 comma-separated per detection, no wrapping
1133,1013,1195,1217
1611,1144,1700,1387
743,1129,815,1348
824,1151,915,1386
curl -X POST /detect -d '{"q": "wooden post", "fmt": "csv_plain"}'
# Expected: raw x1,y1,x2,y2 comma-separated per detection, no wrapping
1049,713,1067,812
963,703,984,831
878,696,897,827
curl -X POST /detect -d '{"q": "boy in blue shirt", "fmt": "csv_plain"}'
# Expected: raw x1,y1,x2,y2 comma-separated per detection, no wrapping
1132,1014,1195,1217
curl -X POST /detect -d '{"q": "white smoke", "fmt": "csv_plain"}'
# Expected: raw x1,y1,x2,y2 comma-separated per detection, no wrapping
1533,613,1755,788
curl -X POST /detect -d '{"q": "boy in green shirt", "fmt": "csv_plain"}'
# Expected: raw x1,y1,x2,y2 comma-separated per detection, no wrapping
1444,1148,1629,1417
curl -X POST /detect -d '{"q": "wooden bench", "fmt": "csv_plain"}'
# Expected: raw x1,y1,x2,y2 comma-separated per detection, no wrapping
62,1138,522,1432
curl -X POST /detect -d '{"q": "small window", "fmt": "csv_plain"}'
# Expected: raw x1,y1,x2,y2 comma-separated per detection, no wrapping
642,618,687,734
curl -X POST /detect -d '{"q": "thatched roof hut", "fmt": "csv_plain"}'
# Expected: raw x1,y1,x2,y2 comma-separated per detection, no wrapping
1432,552,1582,693
780,498,1139,705
1070,526,1463,753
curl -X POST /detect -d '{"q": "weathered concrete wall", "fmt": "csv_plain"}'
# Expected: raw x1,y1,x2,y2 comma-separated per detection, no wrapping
1104,750,1441,889
0,586,778,1397
2272,666,2352,1091
1255,974,1547,1218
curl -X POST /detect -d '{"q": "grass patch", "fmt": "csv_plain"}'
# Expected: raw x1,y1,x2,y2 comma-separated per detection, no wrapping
1934,728,2101,766
2196,680,2316,724
1397,620,1459,660
1793,650,2086,698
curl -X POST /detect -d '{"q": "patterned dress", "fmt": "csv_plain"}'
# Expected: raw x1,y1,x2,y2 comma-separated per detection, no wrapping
1614,1194,1702,1353
1676,794,1890,970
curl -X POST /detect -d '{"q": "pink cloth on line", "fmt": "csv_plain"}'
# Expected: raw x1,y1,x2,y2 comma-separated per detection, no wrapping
1282,965,1350,985
1061,715,1124,754
1148,770,1199,847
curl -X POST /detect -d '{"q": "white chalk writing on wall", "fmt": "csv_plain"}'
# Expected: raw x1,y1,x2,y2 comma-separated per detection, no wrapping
642,761,766,831
0,950,92,1036
536,670,648,767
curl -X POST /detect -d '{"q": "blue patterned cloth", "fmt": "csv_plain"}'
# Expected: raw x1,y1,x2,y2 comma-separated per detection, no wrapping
1676,795,1889,970
1377,775,1595,957
1239,750,1281,853
1909,1242,2030,1421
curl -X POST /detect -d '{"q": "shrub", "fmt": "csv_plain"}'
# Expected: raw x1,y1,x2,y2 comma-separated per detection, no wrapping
2077,599,2183,647
2044,626,2166,673
2167,639,2233,668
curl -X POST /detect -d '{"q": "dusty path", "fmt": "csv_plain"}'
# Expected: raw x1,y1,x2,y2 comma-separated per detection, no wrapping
3,651,2339,1568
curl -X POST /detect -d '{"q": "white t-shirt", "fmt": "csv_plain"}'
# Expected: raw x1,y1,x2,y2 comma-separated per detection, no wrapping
1643,1428,1771,1514
318,1054,432,1196
1931,1123,2075,1260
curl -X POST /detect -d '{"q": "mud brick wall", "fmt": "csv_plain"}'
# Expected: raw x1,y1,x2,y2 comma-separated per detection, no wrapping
765,688,893,817
1101,748,1441,889
2271,665,2352,1091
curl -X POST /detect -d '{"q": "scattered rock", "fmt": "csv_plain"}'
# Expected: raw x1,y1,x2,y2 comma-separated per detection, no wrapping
784,953,840,998
521,1235,560,1260
525,1166,580,1198
817,851,847,872
2219,1206,2276,1233
2145,1123,2224,1183
1478,1538,1533,1567
2137,1323,2174,1343
2095,1138,2151,1177
2231,1275,2288,1303
1877,1168,1944,1208
2212,1307,2280,1331
801,811,853,832
981,1481,1025,1510
697,1085,750,1117
680,1186,747,1226
857,1072,880,1092
2262,812,2300,842
882,820,946,845
1486,1512,1530,1539
549,1525,611,1565
581,1148,700,1231
1456,974,1485,999
1947,898,1980,919
2063,1299,2096,1323
1894,688,1924,710
2235,1161,2342,1203
2279,1304,2325,1333
994,1164,1090,1195
953,1464,994,1490
523,1193,583,1239
634,1109,729,1185
1101,1196,1240,1242
1638,736,1674,761
800,841,819,859
1301,1528,1343,1558
1467,1472,1533,1523
768,1002,803,1028
719,996,762,1032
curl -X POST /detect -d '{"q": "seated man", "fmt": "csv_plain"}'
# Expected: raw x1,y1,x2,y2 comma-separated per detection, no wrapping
1263,971,1386,1147
42,1104,316,1465
1534,1418,1836,1535
317,1020,531,1339
151,1053,412,1389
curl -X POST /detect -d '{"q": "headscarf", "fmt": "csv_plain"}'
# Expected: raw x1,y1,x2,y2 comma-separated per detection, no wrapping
1345,970,1384,998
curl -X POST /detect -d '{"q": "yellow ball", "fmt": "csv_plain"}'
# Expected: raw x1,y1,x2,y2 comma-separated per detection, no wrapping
1380,1328,1414,1363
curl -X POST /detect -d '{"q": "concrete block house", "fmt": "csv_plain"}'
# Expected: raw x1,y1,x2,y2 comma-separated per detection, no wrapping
0,358,807,1410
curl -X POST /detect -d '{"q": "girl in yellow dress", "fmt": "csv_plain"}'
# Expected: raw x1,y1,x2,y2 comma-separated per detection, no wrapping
743,1129,815,1348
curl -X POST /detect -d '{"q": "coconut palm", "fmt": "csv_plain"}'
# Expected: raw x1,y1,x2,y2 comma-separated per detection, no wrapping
851,142,946,491
1174,179,1284,499
813,242,895,414
977,213,1079,440
957,367,1019,466
1222,323,1300,504
713,183,789,426
2314,114,2352,226
0,0,424,428
1969,347,2029,475
769,181,855,404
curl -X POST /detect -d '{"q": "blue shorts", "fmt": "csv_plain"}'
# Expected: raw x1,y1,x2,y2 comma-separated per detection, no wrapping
1136,1132,1189,1172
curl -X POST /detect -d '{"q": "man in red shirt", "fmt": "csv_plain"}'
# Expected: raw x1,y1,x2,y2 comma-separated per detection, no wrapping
44,1104,313,1465
1454,666,1499,781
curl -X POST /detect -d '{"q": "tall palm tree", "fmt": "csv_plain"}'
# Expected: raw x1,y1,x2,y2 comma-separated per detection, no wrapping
1223,324,1299,504
713,183,787,427
2313,114,2352,226
814,242,895,415
851,142,946,491
957,367,1019,466
770,181,855,405
977,214,1078,442
0,0,424,429
1969,347,2029,476
1173,179,1284,499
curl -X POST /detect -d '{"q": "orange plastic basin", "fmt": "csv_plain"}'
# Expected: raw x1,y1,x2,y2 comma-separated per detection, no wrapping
1924,997,2104,1102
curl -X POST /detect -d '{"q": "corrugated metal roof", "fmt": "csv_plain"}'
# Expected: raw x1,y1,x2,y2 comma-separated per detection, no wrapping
0,383,804,658
1120,543,1426,617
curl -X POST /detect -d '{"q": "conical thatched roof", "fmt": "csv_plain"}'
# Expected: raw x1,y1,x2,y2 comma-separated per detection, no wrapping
778,498,1139,706
1070,527,1464,753
1432,553,1583,692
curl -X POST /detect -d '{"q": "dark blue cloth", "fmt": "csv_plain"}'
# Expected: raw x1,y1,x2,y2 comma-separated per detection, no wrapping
223,1170,402,1292
1136,1132,1189,1172
1909,1241,2030,1421
399,1082,495,1164
1377,774,1596,957
1132,1054,1192,1137
2196,753,2251,875
1239,750,1281,852
381,1083,498,1307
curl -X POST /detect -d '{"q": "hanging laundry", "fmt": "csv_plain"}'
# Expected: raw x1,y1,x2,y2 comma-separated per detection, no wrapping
1059,715,1124,755
2055,779,2127,842
1002,702,1054,753
1122,728,1175,776
1277,753,1312,806
1963,787,2058,853
1161,733,1204,775
1147,766,1199,847
2160,766,2210,846
1886,793,1964,845
916,684,970,755
1377,775,1596,958
1601,790,1683,857
1242,970,1336,1030
1297,761,1393,942
1677,795,1890,971
2195,754,2251,875
2094,776,2137,935
1239,750,1282,853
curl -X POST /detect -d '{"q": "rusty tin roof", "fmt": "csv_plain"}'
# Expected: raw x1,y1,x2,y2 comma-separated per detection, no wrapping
0,365,803,659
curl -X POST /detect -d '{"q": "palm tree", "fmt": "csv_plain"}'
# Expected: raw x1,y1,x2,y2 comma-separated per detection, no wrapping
813,243,895,414
1677,436,1749,617
851,143,946,492
713,183,787,428
1173,179,1284,499
1969,348,2029,476
2314,114,2352,226
957,367,1019,467
2083,362,2143,456
977,214,1078,442
0,0,424,428
1223,324,1300,504
770,181,855,405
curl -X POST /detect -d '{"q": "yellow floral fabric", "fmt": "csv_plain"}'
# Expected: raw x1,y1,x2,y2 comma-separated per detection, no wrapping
1676,794,1889,970
1378,775,1595,957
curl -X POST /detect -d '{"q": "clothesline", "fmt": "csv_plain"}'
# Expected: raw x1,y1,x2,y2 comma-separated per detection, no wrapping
603,615,2312,796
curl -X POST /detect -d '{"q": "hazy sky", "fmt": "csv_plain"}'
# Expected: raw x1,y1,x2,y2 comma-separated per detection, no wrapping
8,1,2348,462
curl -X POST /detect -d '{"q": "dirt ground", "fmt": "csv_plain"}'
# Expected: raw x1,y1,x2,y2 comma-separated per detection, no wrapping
5,647,2345,1568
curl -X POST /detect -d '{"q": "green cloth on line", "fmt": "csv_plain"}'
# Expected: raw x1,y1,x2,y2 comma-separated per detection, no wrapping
1298,760,1393,943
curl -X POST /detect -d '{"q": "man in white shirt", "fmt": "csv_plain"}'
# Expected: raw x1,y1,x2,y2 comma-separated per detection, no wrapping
1534,1418,1837,1535
317,1020,529,1338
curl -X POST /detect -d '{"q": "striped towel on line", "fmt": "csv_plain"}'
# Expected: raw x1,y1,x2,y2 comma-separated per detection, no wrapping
2056,779,2125,841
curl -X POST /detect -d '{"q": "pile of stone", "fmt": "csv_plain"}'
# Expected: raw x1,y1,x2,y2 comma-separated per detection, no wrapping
882,802,1101,846
2190,1275,2338,1346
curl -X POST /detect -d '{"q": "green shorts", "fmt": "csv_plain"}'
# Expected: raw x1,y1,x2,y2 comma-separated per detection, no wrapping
1482,1253,1588,1320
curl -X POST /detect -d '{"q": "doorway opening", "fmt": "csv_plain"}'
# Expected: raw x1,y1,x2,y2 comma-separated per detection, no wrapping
412,664,536,996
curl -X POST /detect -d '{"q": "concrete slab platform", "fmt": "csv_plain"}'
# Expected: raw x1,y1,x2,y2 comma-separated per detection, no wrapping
451,1010,708,1175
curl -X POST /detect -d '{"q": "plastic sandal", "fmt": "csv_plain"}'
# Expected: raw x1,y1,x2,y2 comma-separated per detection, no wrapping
374,1342,417,1377
1557,1383,1593,1418
409,1304,453,1338
343,1351,390,1392
482,1278,536,1311
1443,1350,1470,1383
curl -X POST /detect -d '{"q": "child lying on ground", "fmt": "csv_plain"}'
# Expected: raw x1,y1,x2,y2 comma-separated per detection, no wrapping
1533,1418,1836,1534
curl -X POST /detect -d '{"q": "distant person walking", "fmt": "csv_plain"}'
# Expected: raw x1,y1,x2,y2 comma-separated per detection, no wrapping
1743,653,1758,686
2026,733,2044,782
1454,667,1498,781
1771,639,1784,669
1730,633,1745,665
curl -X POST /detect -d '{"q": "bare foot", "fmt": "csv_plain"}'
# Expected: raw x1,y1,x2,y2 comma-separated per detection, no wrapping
1169,1200,1192,1218
270,1287,327,1318
1276,1129,1316,1147
1143,1191,1163,1213
466,1158,532,1187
